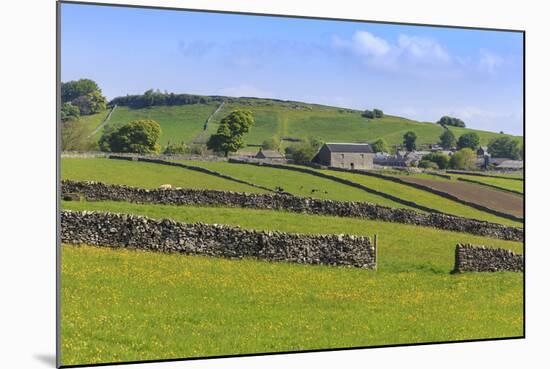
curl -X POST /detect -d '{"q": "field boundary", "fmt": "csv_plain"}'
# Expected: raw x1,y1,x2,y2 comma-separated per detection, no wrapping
61,210,377,269
446,170,524,181
88,104,117,137
62,180,524,241
327,167,523,222
228,159,444,215
457,177,523,195
108,155,280,194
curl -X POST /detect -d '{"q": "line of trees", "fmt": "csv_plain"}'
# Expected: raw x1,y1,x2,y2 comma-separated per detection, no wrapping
362,108,384,119
110,89,217,109
437,115,466,128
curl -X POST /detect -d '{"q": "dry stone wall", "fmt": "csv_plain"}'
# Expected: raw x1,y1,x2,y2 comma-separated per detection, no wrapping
61,210,377,269
453,244,524,272
62,180,524,241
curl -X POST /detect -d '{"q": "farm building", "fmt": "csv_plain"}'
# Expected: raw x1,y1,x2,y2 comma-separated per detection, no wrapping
255,148,284,160
312,143,374,169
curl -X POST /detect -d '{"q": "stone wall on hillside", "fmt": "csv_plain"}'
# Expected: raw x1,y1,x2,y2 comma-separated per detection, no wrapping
453,244,524,272
61,180,524,242
61,210,377,269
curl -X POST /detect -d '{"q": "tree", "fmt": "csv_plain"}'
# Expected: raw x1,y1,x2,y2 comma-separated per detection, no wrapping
206,110,254,156
71,91,107,115
422,152,450,169
488,137,521,159
262,136,281,150
60,102,80,122
450,148,477,170
437,116,466,128
457,132,480,150
61,79,102,103
362,110,374,119
371,138,389,153
439,129,457,149
285,143,316,164
403,131,417,151
99,119,162,153
373,109,384,118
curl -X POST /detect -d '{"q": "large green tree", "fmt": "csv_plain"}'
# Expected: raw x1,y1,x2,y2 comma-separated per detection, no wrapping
207,110,254,156
61,79,102,103
99,119,162,153
488,137,521,159
439,129,457,149
61,78,107,115
457,132,480,150
403,131,417,151
450,148,477,170
60,102,80,122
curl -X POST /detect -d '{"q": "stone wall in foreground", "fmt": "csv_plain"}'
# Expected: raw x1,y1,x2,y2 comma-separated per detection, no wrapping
453,244,524,272
61,180,524,242
61,210,377,269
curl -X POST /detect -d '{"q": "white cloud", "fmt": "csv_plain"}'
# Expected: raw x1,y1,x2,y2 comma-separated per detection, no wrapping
351,31,391,57
217,84,273,98
478,49,504,74
397,35,450,63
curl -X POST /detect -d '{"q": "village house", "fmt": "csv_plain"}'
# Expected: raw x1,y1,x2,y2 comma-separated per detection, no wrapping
312,143,374,170
254,148,284,160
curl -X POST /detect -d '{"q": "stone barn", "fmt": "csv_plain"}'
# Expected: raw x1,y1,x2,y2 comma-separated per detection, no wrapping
312,143,374,169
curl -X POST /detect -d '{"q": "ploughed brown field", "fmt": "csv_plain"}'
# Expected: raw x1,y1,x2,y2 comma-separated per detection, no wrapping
398,177,524,218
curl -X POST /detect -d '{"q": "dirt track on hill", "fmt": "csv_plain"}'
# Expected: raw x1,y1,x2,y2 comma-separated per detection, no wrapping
399,177,524,218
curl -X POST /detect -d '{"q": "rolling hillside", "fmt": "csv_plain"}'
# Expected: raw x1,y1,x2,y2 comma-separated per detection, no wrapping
74,94,521,150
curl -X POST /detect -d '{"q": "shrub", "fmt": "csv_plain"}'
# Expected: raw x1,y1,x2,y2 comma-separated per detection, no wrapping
422,152,450,169
371,138,389,153
373,109,384,118
99,119,162,154
262,136,281,150
60,102,80,122
163,141,188,155
362,110,374,119
418,160,439,170
450,148,477,170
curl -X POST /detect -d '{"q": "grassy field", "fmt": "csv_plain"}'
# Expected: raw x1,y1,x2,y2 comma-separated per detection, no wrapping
170,160,414,209
61,201,523,365
452,174,524,193
79,98,521,151
61,158,265,193
104,104,218,145
314,169,521,227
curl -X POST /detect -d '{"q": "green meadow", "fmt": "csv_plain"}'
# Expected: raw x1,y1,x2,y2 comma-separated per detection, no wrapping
60,200,523,365
61,158,265,194
451,174,524,193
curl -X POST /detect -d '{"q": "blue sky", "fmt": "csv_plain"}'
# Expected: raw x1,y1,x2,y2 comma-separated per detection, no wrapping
61,3,524,135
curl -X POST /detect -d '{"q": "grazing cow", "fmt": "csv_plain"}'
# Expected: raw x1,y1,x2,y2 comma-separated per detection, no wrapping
159,184,173,190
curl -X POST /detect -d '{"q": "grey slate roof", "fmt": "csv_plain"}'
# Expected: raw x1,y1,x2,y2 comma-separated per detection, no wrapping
324,143,373,153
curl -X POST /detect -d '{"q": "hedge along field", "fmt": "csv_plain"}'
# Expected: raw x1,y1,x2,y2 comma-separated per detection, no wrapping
170,160,415,209
61,158,266,194
103,104,217,145
451,174,524,194
317,169,522,227
61,200,523,271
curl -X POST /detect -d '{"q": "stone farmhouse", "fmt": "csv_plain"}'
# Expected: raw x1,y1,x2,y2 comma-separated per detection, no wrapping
312,143,374,169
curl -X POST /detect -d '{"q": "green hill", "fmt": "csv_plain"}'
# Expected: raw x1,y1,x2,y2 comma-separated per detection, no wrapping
76,93,521,150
